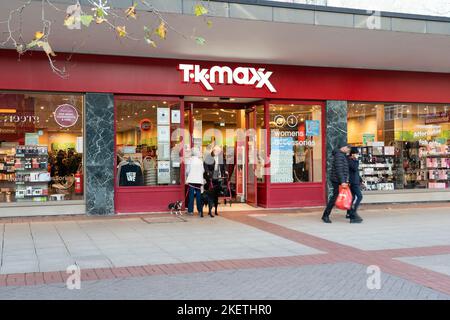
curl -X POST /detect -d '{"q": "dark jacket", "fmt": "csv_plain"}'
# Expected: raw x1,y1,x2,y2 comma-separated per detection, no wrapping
348,157,361,186
330,149,349,184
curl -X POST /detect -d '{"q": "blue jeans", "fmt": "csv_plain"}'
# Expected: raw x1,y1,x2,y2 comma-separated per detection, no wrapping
347,184,363,216
187,184,203,215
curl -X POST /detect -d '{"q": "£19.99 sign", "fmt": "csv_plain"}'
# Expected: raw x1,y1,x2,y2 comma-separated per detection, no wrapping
178,64,277,93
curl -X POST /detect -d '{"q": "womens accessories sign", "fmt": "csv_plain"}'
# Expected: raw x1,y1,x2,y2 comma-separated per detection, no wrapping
178,64,276,93
54,104,79,128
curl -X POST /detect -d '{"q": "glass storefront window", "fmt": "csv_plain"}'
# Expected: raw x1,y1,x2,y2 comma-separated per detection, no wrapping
115,99,181,186
348,103,450,191
0,92,84,203
269,104,323,183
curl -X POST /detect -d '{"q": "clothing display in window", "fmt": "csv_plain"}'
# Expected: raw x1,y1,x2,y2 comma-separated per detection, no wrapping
117,160,144,186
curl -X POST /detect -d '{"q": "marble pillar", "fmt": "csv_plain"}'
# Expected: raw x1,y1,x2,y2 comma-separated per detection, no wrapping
85,93,115,215
326,101,348,200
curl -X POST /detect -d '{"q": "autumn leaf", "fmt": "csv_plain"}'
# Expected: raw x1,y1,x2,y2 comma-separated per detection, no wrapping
207,20,213,28
194,4,208,16
116,26,127,37
95,16,107,24
34,31,44,40
145,37,157,48
64,15,75,27
125,3,137,19
155,21,167,39
37,41,57,57
80,15,94,27
195,36,206,45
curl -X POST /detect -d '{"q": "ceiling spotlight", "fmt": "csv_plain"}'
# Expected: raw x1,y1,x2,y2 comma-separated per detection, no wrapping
40,106,45,110
152,105,156,108
163,101,167,104
203,98,209,101
230,98,236,101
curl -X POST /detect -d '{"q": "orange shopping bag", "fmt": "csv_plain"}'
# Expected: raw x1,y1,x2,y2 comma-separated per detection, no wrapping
335,185,353,210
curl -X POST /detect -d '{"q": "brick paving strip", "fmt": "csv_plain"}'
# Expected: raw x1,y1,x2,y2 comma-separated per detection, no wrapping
220,212,450,296
0,202,449,292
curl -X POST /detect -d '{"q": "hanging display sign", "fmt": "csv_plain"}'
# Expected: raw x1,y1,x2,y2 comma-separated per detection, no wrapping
54,104,79,128
157,125,170,142
363,133,375,145
157,108,170,125
139,118,153,131
171,110,180,124
305,120,320,136
178,64,276,93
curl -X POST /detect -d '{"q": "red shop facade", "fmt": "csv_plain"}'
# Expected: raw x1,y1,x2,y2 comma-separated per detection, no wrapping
0,50,449,215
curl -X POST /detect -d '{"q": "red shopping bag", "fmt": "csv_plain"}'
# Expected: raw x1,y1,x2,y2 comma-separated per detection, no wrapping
335,185,353,210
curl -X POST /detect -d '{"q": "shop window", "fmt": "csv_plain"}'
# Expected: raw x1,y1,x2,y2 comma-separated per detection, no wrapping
0,92,84,204
269,104,323,183
115,99,181,186
347,103,450,191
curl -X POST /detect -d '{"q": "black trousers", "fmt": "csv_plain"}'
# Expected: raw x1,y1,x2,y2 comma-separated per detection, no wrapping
323,182,340,217
347,184,363,217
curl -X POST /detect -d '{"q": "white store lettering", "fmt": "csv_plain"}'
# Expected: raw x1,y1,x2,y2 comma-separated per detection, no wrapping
178,64,277,93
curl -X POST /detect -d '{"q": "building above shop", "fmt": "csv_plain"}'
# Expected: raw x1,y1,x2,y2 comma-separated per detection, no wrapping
0,0,449,73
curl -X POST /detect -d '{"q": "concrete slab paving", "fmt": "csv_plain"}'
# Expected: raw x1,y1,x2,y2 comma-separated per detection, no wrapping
397,254,450,277
256,207,450,251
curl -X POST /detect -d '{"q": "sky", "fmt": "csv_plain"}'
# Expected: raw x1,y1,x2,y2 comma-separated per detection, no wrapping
272,0,450,17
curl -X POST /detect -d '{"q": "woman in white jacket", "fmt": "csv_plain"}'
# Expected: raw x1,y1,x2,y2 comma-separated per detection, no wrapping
186,147,205,217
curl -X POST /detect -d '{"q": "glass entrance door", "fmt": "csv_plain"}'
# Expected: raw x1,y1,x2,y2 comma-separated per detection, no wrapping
246,106,258,207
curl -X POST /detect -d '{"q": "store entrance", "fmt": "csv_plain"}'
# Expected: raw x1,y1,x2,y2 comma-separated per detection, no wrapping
184,97,265,210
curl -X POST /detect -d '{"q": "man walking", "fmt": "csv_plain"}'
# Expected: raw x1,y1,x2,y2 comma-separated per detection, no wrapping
322,141,350,223
346,147,364,223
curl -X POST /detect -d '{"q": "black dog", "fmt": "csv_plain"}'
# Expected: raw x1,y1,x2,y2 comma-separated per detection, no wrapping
168,200,183,215
201,182,220,217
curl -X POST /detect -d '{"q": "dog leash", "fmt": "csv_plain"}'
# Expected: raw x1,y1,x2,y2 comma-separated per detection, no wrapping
185,183,202,198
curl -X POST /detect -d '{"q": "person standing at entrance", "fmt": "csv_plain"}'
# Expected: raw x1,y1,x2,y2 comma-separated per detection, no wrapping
186,148,204,217
347,147,363,223
321,141,351,223
204,145,226,215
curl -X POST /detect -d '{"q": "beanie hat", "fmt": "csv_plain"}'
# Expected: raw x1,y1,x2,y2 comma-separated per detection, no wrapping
350,146,359,155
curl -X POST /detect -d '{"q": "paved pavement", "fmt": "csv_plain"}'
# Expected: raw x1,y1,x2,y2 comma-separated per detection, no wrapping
1,263,449,300
0,215,320,274
0,203,449,299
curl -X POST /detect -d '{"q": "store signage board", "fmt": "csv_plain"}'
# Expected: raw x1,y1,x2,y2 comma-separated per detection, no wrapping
363,133,375,145
178,64,276,93
25,133,39,145
54,104,79,128
157,161,171,184
425,112,449,124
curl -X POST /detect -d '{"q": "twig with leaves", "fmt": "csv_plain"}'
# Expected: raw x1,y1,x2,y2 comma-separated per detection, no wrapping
0,0,212,78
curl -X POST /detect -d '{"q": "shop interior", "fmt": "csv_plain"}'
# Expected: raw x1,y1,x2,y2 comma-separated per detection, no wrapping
347,103,449,191
0,93,84,204
184,97,265,208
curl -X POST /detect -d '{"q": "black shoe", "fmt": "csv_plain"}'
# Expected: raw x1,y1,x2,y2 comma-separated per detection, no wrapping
345,213,351,219
209,213,214,218
200,213,203,218
350,213,363,223
215,212,219,216
321,216,332,223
